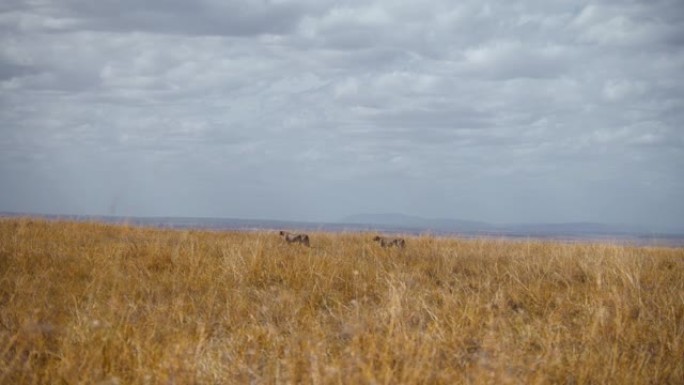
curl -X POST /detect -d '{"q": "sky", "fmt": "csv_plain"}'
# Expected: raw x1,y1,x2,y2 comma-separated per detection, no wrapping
1,1,683,231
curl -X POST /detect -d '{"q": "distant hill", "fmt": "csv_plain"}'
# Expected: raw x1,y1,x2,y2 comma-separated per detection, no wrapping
339,213,671,240
2,211,682,245
341,213,492,232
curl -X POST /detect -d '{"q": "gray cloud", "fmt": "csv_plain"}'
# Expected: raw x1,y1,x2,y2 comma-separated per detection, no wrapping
3,0,326,36
1,0,683,231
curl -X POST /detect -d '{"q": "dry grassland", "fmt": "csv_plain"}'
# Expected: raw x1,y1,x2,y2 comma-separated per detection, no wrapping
0,218,683,384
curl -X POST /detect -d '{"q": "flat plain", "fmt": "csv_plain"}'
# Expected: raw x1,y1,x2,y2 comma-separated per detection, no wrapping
1,218,682,384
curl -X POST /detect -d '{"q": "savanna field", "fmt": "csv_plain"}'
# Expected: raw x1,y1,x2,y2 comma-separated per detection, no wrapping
0,218,682,384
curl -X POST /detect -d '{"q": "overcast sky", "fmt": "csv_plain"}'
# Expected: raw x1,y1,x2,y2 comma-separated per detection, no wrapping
1,1,683,231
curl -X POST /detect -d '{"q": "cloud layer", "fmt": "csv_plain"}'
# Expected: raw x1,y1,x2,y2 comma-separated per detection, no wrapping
1,0,683,230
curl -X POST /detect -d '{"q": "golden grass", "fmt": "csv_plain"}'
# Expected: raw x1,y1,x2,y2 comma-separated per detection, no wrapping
0,218,682,384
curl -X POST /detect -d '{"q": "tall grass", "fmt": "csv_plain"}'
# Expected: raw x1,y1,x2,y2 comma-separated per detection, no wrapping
0,218,682,384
